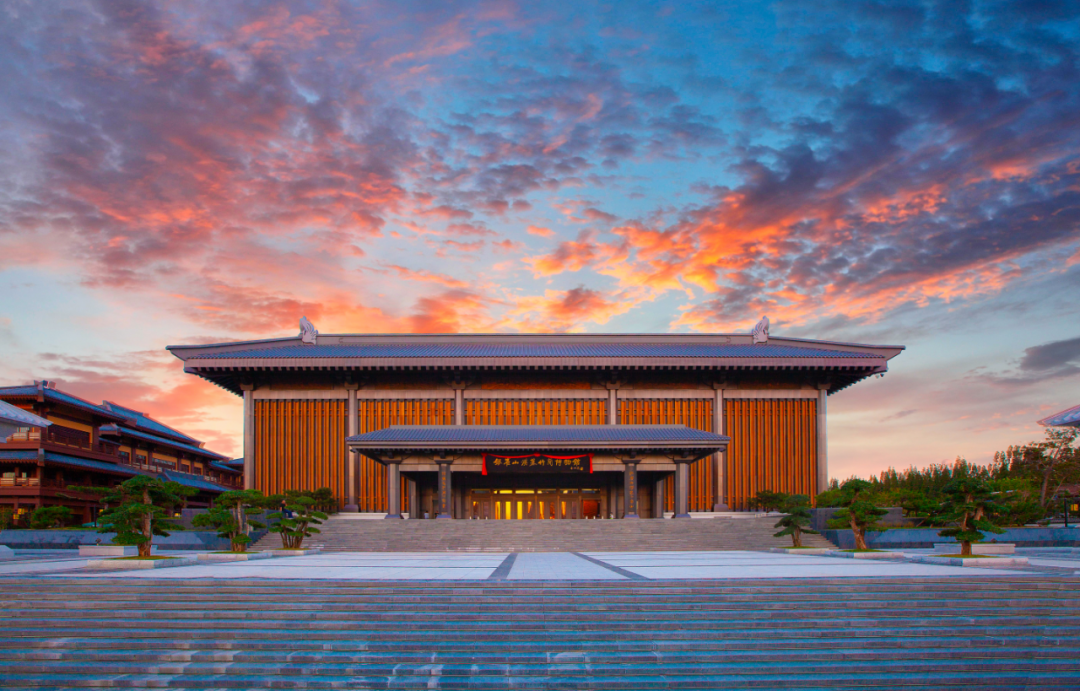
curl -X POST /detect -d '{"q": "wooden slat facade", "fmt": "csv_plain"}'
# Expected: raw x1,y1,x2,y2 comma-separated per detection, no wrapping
356,400,453,513
465,399,606,425
618,399,714,512
724,398,817,511
253,400,347,504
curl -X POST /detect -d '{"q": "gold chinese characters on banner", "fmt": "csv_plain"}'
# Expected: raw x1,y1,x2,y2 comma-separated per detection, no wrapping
482,454,593,475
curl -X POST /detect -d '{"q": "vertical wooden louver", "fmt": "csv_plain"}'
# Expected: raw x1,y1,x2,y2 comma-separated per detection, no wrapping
355,400,453,513
253,400,347,505
465,399,606,425
619,399,714,512
723,399,817,511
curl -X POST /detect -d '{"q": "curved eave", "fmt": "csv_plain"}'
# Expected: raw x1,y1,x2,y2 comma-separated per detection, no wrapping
187,358,887,396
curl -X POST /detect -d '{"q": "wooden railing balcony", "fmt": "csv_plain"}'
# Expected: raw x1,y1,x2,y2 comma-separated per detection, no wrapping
2,426,117,456
0,477,40,487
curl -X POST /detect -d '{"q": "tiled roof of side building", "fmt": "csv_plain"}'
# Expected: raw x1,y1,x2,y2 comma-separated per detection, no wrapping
188,343,882,360
162,470,233,493
43,452,143,477
98,424,229,461
101,401,199,444
347,424,728,444
0,385,126,421
210,460,243,474
1039,404,1080,428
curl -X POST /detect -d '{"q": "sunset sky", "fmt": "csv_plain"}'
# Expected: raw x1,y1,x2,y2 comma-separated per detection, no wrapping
1,0,1077,481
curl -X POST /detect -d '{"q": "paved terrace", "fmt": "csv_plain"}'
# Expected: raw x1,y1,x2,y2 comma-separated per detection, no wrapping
3,547,1080,580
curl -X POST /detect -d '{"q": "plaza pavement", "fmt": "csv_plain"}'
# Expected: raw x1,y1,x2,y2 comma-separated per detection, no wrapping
3,546,1080,580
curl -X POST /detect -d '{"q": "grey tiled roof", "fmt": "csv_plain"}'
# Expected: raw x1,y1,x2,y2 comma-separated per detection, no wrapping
1039,404,1080,428
0,386,125,420
98,425,228,461
162,470,232,492
190,343,878,360
347,425,727,444
102,401,199,443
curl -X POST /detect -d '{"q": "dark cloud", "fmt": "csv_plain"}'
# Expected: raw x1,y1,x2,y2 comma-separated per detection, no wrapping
1020,336,1080,373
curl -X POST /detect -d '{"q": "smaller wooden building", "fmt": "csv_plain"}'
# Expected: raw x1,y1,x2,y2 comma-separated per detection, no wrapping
0,381,240,524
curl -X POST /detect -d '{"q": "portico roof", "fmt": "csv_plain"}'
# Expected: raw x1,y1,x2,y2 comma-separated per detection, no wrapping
346,424,729,456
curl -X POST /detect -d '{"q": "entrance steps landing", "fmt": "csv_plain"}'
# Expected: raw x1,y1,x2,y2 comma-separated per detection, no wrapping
254,514,836,552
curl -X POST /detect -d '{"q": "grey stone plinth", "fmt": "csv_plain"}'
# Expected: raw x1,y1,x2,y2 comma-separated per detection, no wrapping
910,554,1029,567
197,551,275,561
268,548,322,557
934,542,1015,554
824,550,906,559
79,545,158,557
0,545,13,560
87,557,198,569
769,547,831,554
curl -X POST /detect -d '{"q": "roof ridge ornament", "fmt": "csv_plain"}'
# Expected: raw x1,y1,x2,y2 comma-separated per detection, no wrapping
299,316,318,345
751,315,769,345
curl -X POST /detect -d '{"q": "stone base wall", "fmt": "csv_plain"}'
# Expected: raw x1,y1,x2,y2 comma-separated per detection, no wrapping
823,526,1080,549
0,529,268,551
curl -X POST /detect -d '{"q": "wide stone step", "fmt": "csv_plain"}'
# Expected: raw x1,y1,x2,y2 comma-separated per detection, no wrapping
4,669,1080,689
6,644,1079,665
258,516,838,552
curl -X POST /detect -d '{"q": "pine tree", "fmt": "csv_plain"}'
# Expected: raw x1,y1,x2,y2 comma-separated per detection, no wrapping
773,494,818,548
826,479,887,550
73,476,195,557
269,495,327,549
936,477,1006,556
193,489,267,552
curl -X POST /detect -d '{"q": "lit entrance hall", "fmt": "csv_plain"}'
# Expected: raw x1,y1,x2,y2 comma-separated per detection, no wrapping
469,488,603,520
345,425,730,520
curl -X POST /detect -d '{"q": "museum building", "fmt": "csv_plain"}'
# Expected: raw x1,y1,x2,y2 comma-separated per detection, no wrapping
168,323,903,519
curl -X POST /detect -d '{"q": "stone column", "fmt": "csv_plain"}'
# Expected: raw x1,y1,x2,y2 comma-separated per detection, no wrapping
436,460,454,519
454,389,464,425
608,389,617,425
713,384,729,511
240,383,255,490
384,460,403,519
407,476,418,519
622,459,640,519
673,460,692,518
344,384,359,512
817,385,830,495
654,477,665,519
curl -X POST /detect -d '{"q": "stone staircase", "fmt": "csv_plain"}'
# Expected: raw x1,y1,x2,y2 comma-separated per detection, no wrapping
252,514,836,552
1,576,1079,689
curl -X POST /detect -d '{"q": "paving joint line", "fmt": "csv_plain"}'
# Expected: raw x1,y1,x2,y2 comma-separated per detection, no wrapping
487,553,517,580
572,552,649,580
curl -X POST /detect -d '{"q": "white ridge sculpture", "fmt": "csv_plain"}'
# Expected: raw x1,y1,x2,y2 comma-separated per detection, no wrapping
751,315,769,344
299,316,318,345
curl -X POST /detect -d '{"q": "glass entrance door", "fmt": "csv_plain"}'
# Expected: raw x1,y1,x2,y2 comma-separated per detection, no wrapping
468,488,601,519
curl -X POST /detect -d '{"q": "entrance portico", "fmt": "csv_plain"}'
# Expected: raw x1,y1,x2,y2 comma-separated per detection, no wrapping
346,425,729,519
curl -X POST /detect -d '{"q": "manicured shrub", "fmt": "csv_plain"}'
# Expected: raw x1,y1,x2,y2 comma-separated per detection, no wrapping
29,505,73,529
